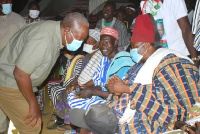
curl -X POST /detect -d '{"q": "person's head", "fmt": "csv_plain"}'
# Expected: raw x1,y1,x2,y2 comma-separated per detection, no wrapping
130,13,162,63
102,1,116,21
69,103,118,134
115,8,126,22
72,8,83,14
28,1,40,19
0,0,12,15
126,4,137,19
83,28,100,54
99,27,119,59
61,12,89,51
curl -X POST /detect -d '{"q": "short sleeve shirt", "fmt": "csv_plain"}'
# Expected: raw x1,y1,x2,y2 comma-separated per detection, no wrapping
157,0,189,55
0,21,63,91
0,12,26,51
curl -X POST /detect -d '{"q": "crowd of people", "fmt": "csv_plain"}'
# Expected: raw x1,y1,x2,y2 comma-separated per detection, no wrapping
0,0,200,134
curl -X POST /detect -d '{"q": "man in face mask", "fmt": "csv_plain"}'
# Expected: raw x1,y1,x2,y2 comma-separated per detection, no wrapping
0,12,88,134
0,0,25,133
24,1,41,24
0,0,25,51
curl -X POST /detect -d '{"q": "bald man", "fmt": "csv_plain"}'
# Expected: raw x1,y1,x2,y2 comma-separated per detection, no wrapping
0,12,89,134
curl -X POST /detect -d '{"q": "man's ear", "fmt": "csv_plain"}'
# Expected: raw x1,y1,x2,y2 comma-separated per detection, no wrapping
64,26,70,34
114,39,118,47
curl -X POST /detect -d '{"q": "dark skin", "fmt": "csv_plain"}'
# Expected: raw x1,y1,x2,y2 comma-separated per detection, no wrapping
102,4,115,23
75,35,119,99
105,42,155,95
0,0,12,16
185,122,200,134
177,16,199,67
13,21,88,127
28,3,40,21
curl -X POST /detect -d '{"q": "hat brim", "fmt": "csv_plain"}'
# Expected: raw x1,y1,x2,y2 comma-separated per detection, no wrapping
69,108,91,130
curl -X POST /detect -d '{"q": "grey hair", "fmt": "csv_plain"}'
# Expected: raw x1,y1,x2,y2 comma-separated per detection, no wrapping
62,12,89,30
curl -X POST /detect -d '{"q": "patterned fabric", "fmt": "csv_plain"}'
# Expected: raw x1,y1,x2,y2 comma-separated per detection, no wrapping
54,55,91,123
48,55,83,106
100,27,119,40
93,56,112,91
126,54,200,133
64,55,84,82
89,28,100,42
192,0,200,51
78,50,103,84
68,52,133,110
107,63,146,134
96,17,130,49
24,16,41,24
35,88,44,111
47,59,71,100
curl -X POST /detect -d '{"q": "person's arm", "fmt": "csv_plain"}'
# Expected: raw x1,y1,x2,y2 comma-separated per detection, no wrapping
75,86,109,99
106,75,179,127
13,66,41,127
177,16,199,67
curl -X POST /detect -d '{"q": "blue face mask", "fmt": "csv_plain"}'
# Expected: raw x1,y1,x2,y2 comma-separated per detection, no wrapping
2,4,12,15
65,30,83,51
130,43,147,63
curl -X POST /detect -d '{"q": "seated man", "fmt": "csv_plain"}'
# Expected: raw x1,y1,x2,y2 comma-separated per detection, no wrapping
67,27,134,110
106,14,200,133
54,27,134,133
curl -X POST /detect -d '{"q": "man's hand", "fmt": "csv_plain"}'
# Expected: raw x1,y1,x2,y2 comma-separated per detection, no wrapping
66,83,78,95
75,89,93,99
24,101,42,127
14,66,42,127
186,122,200,134
106,75,130,95
78,80,94,89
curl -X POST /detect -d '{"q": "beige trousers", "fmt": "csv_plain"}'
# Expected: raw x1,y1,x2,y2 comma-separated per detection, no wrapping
0,87,41,134
0,108,7,133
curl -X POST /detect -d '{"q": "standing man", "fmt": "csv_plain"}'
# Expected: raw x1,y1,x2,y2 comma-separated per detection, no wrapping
140,0,199,67
0,0,25,133
24,1,41,24
0,12,89,134
0,0,25,51
24,0,44,112
96,1,130,51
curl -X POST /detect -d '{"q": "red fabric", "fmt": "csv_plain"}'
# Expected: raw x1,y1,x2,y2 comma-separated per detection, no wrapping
100,27,119,40
131,14,155,43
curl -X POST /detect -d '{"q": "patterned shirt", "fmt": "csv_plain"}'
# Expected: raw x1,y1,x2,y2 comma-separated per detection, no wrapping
24,16,42,24
111,54,200,134
129,54,200,133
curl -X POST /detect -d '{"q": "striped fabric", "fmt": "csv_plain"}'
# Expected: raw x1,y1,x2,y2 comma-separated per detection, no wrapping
67,92,106,110
127,54,200,133
192,0,200,50
93,56,112,91
78,50,103,84
68,52,133,110
48,55,83,106
68,56,111,110
96,17,130,49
